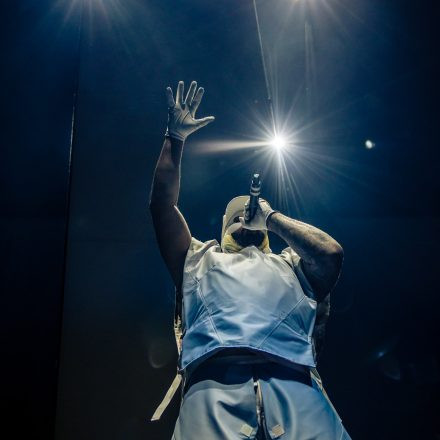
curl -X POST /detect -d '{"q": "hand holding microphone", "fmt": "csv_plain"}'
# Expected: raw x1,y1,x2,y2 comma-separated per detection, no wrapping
239,174,278,231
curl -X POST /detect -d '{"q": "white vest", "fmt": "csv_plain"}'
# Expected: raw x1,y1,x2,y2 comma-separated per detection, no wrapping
179,238,318,374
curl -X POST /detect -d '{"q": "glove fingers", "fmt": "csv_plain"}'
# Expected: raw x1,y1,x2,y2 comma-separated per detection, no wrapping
165,87,175,108
176,81,184,106
190,87,204,116
195,116,215,129
185,81,197,106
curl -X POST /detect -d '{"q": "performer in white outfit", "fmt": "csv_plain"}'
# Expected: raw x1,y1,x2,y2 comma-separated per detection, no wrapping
149,80,351,439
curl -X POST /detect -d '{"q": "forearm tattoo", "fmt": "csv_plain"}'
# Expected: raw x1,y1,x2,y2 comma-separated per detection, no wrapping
268,213,341,265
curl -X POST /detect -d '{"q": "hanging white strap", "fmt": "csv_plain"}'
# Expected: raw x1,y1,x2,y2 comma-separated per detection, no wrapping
150,373,182,421
150,315,183,422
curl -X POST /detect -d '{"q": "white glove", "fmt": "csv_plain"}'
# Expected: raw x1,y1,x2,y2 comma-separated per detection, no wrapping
239,198,278,231
165,80,215,141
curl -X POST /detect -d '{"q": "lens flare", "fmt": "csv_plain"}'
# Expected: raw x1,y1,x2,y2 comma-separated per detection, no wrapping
270,136,287,150
365,139,375,149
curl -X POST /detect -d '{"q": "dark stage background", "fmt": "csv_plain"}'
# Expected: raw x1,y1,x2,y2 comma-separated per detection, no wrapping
1,1,439,439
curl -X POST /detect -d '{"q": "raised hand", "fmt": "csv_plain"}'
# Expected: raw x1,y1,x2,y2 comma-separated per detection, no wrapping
165,80,215,141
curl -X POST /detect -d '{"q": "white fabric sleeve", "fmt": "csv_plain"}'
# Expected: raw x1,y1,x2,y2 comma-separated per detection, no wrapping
279,247,316,301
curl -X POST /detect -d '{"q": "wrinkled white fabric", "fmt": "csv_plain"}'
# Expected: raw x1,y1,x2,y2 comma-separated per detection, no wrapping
179,237,317,375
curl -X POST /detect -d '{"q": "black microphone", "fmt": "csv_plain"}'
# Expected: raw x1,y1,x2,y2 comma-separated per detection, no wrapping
245,173,261,222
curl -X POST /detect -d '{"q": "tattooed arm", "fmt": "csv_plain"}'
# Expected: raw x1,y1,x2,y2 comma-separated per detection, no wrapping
267,212,343,301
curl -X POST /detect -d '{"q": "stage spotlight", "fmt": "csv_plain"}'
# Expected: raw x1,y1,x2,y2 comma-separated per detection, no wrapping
365,139,375,149
270,135,287,151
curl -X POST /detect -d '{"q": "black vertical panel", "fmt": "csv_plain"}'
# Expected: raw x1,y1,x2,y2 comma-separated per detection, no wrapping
0,0,80,438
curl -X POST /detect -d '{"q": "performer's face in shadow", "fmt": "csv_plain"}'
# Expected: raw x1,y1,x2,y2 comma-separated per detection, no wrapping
230,216,266,248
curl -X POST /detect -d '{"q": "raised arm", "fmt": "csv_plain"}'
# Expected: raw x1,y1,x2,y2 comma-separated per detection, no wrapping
149,80,214,289
149,136,190,289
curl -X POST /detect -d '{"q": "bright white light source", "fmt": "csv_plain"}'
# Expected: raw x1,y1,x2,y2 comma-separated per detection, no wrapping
270,136,287,150
365,139,375,149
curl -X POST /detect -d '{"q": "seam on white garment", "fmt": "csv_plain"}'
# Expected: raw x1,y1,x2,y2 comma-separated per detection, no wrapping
278,247,317,299
257,295,306,348
185,238,218,272
184,314,211,332
338,424,345,440
278,271,317,308
195,278,224,344
181,272,205,328
281,319,311,342
276,252,317,303
181,267,199,292
195,261,220,280
282,299,317,342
